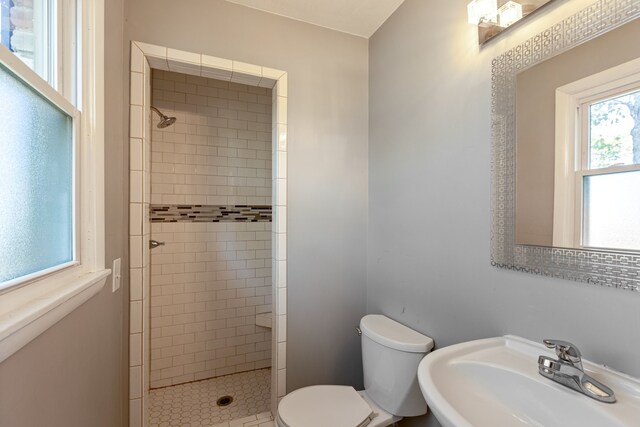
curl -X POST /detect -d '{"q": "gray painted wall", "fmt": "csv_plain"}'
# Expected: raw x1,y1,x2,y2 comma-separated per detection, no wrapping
124,0,369,391
0,1,128,426
368,1,640,426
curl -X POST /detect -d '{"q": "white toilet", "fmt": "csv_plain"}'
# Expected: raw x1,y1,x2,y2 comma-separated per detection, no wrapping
276,314,434,427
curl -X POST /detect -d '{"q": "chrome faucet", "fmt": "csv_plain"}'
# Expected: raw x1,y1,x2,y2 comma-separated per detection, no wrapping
538,339,616,403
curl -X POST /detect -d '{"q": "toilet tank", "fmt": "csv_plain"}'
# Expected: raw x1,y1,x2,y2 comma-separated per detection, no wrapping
360,314,434,417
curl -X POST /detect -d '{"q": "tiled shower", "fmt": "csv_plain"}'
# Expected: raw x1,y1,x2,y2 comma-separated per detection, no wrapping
128,42,288,427
147,69,273,421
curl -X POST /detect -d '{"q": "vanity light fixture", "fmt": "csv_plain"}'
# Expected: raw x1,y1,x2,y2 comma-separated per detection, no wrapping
468,0,555,45
467,0,498,25
498,1,523,27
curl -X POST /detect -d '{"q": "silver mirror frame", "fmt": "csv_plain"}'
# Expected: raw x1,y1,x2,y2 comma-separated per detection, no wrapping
491,0,640,292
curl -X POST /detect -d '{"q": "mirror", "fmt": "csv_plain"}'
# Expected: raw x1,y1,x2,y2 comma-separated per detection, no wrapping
515,18,640,250
491,0,640,291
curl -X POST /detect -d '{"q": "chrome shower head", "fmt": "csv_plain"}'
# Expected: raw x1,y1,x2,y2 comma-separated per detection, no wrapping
150,106,177,128
157,115,176,128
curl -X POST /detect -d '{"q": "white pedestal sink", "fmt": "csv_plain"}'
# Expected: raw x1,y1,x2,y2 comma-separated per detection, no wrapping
417,336,640,427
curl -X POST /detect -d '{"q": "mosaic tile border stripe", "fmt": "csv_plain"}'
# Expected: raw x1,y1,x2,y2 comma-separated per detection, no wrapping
151,204,272,223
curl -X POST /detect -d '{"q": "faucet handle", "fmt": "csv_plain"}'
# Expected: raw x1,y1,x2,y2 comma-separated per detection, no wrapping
543,339,583,366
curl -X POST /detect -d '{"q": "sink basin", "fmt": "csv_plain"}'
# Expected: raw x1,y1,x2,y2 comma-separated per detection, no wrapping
417,336,640,427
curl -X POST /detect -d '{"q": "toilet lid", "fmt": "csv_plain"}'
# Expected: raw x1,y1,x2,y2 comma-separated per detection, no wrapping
278,385,374,427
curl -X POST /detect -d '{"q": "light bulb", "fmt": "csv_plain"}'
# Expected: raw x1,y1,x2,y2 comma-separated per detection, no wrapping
498,1,523,27
467,0,498,25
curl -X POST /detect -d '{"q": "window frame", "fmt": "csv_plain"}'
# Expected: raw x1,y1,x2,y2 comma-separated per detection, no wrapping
0,44,81,292
553,57,640,249
0,0,108,364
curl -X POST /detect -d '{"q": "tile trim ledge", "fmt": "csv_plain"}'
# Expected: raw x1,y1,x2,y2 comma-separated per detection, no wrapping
0,269,110,363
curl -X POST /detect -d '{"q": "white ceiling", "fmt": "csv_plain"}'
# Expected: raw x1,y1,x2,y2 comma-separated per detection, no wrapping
223,0,406,38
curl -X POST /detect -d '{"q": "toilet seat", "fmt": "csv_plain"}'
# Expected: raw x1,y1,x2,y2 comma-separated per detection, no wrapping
277,385,375,427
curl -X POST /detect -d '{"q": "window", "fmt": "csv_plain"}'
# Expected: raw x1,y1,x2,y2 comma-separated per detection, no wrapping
0,0,76,100
1,0,50,80
0,61,77,289
580,89,640,250
0,0,80,292
0,0,106,364
553,59,640,251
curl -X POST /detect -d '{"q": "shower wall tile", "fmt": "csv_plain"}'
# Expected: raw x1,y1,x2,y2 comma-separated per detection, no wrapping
130,236,143,268
130,138,143,171
275,207,286,233
130,203,143,235
276,75,287,98
167,49,200,66
130,171,143,203
129,398,142,427
201,55,232,71
130,43,144,74
131,301,143,334
130,268,142,301
130,366,142,399
130,105,143,139
131,333,142,366
149,222,272,388
131,72,144,106
149,71,272,388
151,69,272,208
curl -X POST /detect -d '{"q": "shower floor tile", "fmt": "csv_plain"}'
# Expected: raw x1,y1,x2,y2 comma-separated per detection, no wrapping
148,368,273,427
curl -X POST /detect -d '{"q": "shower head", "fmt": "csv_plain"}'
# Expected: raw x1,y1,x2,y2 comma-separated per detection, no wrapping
157,115,177,128
150,106,177,128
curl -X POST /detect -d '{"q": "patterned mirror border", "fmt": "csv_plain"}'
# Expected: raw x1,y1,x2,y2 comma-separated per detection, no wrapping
491,0,640,292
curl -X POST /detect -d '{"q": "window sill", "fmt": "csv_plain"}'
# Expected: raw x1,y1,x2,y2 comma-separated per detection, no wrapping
0,269,110,363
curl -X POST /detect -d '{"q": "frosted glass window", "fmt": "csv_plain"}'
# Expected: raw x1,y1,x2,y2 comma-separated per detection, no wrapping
0,62,73,286
583,171,640,251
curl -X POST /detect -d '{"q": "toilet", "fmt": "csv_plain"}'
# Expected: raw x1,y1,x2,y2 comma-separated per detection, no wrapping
276,314,434,427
